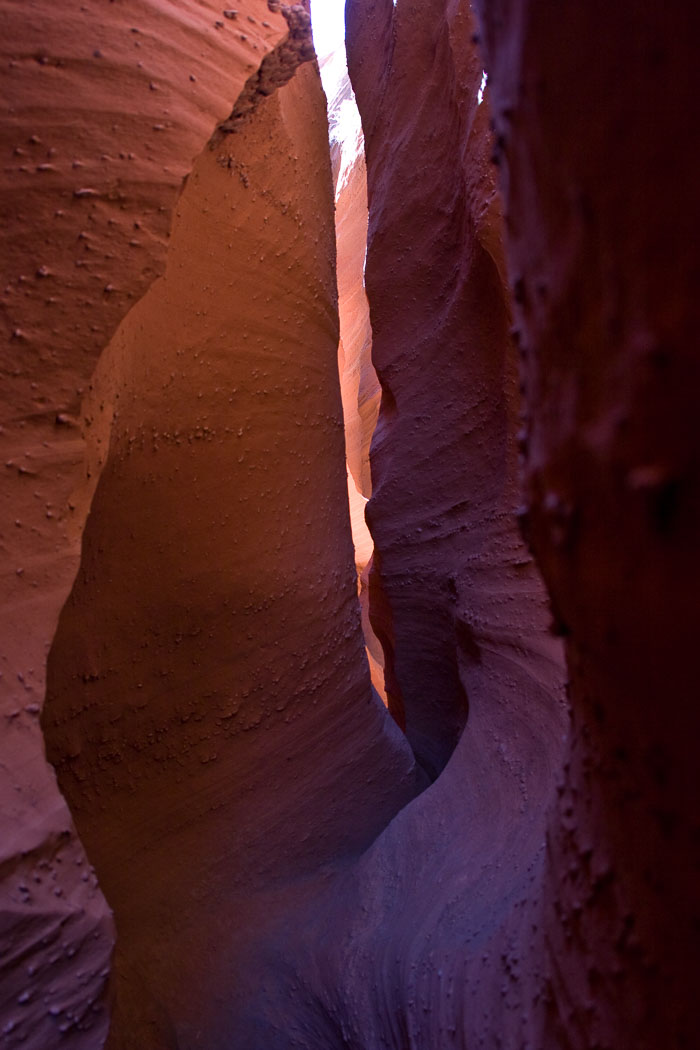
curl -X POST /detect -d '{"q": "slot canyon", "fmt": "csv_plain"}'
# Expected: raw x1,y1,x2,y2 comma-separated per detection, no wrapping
1,0,698,1046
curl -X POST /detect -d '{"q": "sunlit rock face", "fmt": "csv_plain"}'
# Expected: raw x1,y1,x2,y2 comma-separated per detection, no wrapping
323,54,385,696
327,59,378,504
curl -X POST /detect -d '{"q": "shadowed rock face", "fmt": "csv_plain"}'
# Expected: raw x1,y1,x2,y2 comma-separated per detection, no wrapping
347,0,565,781
2,0,698,1046
473,1,700,1046
291,1,568,1044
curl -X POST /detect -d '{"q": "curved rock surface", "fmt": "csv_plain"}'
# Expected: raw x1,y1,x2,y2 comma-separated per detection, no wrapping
284,3,568,1047
308,0,697,1046
235,1,571,1022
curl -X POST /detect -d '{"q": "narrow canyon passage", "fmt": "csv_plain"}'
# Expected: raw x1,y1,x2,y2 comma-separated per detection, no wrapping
1,1,699,1049
321,40,386,699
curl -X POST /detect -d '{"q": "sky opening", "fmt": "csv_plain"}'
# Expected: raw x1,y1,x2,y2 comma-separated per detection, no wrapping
309,0,347,61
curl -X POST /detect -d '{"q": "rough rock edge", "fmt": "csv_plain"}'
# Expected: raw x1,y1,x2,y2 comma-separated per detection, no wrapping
212,2,315,141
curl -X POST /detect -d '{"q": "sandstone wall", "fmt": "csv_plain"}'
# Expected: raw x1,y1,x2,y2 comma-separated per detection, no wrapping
347,0,565,778
473,0,700,1045
324,0,698,1046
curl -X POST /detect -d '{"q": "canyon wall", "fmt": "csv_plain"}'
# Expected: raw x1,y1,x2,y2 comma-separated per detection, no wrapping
472,0,700,1045
347,0,566,780
290,0,569,1045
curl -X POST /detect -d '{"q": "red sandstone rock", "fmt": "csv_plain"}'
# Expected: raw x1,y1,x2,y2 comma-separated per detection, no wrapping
314,0,697,1046
473,1,700,1045
1,2,294,1044
1,2,409,1045
298,2,569,1046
